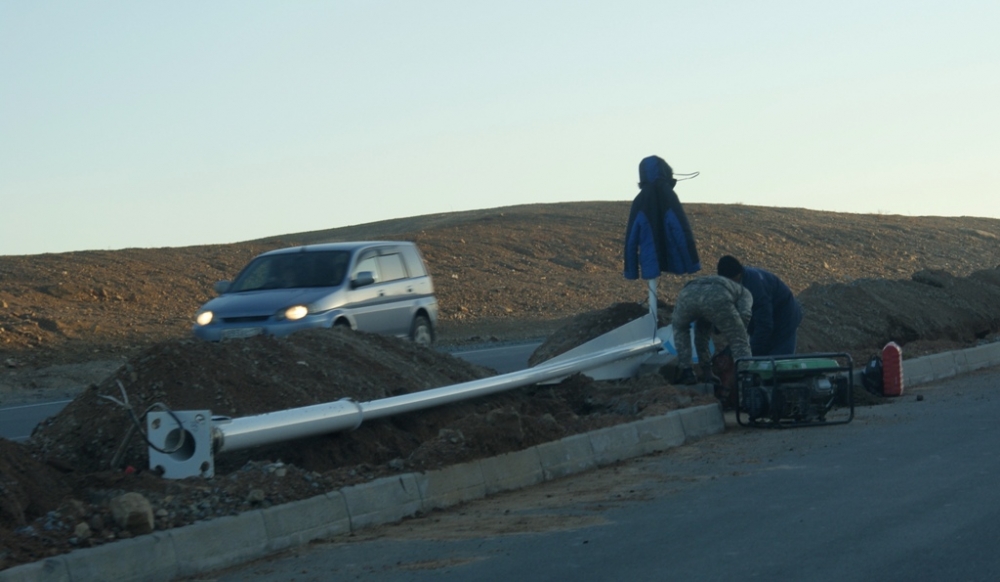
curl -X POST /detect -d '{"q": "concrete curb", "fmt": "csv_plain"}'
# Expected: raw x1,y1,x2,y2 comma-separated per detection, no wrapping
1,404,721,582
5,342,1000,581
903,342,1000,386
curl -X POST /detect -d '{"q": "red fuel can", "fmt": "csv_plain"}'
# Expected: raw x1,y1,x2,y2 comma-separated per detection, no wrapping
882,341,904,397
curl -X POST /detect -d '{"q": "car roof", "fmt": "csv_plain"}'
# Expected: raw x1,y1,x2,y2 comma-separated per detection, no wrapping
257,241,414,257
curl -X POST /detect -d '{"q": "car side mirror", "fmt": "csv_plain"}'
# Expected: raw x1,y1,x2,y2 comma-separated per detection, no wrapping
213,280,231,294
351,271,375,289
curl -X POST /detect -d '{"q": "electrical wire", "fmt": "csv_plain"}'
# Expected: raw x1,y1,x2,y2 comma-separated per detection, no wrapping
673,171,700,181
101,380,187,457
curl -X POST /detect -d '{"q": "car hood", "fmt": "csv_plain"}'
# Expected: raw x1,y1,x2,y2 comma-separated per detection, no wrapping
199,287,339,316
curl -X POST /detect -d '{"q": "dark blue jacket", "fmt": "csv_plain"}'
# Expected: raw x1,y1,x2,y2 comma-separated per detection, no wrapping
623,157,700,279
741,267,803,355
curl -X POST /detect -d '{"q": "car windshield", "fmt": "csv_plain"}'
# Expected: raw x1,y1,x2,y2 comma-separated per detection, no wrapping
228,250,351,292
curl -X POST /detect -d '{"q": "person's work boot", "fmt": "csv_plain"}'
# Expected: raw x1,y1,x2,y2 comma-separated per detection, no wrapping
676,367,698,386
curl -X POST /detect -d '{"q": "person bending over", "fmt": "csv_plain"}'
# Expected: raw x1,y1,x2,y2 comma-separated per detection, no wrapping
671,272,752,385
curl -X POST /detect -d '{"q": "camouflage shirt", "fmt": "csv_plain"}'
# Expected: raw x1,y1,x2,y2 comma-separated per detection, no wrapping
679,275,753,326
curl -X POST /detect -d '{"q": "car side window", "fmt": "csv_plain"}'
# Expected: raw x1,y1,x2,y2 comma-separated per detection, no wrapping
353,254,380,283
400,246,427,278
377,253,407,282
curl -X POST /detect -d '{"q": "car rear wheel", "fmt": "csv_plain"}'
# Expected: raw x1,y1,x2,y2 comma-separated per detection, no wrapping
410,314,433,347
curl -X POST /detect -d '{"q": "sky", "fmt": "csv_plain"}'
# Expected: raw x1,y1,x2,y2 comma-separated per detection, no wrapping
3,1,999,256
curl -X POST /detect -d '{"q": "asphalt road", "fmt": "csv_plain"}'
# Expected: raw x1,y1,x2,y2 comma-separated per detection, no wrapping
0,400,70,442
0,342,543,442
202,367,1000,582
441,341,543,375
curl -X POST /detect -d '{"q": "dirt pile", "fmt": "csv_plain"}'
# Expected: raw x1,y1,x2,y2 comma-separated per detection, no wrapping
0,327,712,569
797,267,1000,362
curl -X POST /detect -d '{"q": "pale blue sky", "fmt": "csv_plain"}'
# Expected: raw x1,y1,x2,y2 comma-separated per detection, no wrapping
3,1,999,256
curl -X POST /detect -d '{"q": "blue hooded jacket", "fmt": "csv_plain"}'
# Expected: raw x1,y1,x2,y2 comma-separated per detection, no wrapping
741,266,803,355
623,156,701,279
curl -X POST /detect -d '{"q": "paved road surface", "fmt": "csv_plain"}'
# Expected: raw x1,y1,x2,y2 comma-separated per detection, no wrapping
442,341,542,374
0,400,71,442
202,367,1000,582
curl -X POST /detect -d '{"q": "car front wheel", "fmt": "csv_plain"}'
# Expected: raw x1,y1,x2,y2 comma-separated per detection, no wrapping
410,314,433,347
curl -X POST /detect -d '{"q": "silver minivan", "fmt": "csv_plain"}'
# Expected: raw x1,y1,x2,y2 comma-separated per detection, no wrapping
192,241,438,345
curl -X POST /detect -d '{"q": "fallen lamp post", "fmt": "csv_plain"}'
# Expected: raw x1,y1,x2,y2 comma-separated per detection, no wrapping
148,314,668,479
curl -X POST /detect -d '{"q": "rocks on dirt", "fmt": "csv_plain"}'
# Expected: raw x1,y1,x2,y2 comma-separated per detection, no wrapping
108,493,153,535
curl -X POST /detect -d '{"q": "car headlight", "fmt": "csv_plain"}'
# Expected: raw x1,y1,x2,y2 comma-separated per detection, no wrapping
283,305,309,321
195,311,214,326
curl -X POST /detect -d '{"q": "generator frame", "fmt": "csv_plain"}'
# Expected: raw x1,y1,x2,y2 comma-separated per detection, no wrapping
735,352,854,428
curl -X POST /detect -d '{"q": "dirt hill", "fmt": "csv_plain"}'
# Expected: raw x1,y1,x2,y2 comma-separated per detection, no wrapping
2,201,1000,570
3,202,1000,370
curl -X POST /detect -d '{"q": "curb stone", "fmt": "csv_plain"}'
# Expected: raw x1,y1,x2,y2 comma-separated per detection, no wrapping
341,473,423,530
479,448,544,495
535,432,598,481
260,491,351,552
168,511,268,578
414,461,487,511
887,342,1000,389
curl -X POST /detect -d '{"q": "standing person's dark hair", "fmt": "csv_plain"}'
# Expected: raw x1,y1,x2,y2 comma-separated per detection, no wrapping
623,155,701,322
717,255,744,281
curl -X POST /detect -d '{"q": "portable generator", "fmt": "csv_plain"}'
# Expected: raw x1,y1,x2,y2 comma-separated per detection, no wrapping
735,353,854,428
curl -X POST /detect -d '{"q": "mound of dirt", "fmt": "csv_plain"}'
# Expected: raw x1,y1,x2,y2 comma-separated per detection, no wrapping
0,327,712,569
797,267,1000,362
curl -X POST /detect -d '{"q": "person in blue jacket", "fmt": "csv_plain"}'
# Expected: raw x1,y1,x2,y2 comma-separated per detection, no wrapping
716,255,803,356
623,156,701,319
